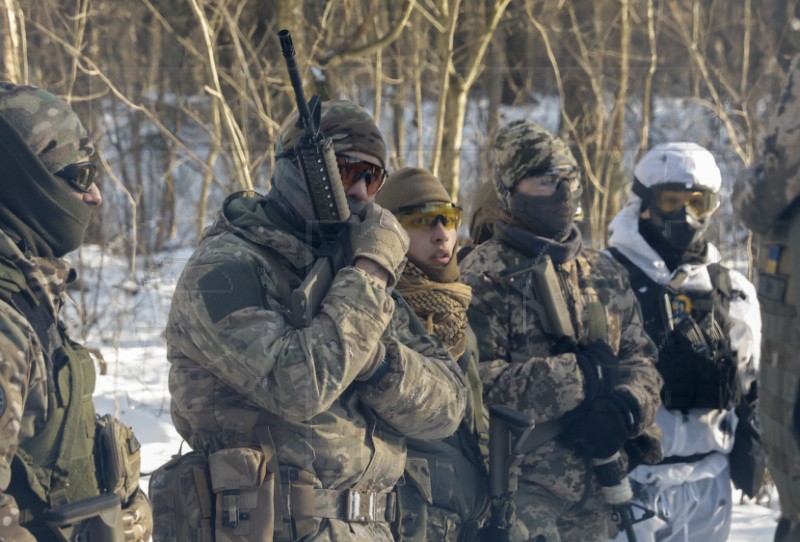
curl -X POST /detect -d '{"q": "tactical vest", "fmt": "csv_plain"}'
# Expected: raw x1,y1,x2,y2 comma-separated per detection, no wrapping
609,249,740,411
754,215,800,523
0,258,101,536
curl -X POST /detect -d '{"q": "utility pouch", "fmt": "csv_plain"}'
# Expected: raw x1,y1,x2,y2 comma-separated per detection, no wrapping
149,450,214,542
209,447,275,542
95,414,142,501
44,492,123,542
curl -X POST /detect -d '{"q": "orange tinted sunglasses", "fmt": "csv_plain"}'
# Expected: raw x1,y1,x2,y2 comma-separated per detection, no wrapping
335,154,386,195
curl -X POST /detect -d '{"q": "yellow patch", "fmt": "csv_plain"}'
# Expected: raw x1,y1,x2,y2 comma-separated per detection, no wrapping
672,294,692,318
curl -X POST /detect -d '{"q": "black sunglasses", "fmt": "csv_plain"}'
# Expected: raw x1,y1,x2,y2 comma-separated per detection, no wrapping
55,163,97,193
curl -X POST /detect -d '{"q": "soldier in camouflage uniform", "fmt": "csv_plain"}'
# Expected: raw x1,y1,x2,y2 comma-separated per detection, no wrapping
733,54,800,542
376,167,489,541
459,120,663,542
166,100,467,542
0,83,151,541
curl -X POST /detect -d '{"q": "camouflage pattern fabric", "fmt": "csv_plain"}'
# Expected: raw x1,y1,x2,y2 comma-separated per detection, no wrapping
493,120,578,205
459,239,662,540
734,54,800,540
0,81,93,174
0,229,78,539
166,191,467,542
733,54,800,233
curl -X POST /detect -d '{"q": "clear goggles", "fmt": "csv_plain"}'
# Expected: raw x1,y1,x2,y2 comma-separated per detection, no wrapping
526,165,581,195
395,202,463,231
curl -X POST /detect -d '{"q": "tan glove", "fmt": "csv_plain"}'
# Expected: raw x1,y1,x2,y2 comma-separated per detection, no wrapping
121,488,153,542
0,497,35,542
349,203,409,285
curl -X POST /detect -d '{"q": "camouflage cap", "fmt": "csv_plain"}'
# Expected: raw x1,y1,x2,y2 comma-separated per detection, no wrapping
279,99,386,169
0,82,94,173
493,119,577,194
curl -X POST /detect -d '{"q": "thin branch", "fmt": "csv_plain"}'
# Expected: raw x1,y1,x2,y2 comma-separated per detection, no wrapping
321,0,416,66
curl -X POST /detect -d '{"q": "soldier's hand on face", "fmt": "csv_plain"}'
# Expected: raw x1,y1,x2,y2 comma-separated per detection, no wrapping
121,488,153,542
350,203,410,286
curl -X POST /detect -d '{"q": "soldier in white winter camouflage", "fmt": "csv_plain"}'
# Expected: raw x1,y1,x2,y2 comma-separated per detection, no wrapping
460,119,663,542
608,143,762,542
733,54,800,542
165,100,467,542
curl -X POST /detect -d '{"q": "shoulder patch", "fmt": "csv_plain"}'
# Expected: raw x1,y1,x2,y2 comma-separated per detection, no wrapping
197,261,268,323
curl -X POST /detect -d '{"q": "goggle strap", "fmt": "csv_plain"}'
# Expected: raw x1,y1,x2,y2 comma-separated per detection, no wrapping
632,177,651,202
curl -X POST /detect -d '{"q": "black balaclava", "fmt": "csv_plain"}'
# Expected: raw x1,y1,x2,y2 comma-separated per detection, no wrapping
0,83,95,258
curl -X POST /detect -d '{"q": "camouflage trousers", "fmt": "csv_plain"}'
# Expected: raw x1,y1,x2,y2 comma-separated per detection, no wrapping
509,480,610,542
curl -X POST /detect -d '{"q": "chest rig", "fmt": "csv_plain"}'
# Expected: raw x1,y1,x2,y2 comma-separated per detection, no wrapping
0,258,101,530
610,249,740,411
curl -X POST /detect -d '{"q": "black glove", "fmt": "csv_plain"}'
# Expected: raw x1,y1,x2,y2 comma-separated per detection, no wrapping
574,340,618,401
563,390,640,459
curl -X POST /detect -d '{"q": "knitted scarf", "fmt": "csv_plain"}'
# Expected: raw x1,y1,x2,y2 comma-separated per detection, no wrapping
396,261,472,359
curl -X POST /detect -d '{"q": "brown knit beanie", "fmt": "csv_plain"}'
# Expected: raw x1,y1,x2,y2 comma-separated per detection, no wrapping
376,167,452,210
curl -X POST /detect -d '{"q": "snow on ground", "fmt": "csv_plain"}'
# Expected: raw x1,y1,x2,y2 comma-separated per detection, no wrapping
65,244,782,541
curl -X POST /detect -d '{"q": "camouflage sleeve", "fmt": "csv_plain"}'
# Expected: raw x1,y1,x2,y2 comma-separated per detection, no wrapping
358,304,467,440
608,271,663,435
0,307,39,539
733,54,800,232
171,258,396,422
461,269,588,423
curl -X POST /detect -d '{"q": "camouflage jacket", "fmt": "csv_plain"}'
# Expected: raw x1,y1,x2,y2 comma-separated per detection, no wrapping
460,237,662,501
0,229,86,537
166,192,467,541
734,54,800,232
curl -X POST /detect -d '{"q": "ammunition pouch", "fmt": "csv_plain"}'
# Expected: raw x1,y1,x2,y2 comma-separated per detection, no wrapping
95,414,142,502
149,449,214,542
209,447,275,541
658,314,739,411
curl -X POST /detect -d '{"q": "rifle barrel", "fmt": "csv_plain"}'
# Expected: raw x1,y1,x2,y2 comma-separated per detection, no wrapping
278,29,314,134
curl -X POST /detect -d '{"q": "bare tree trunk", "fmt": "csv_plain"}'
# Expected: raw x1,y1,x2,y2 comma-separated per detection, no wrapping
640,0,659,155
1,0,25,82
434,0,511,199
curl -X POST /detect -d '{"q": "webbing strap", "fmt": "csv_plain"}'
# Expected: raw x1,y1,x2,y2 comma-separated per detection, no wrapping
48,344,84,507
255,426,285,535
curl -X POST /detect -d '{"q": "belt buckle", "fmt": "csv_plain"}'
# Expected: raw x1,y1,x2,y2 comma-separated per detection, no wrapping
346,489,376,523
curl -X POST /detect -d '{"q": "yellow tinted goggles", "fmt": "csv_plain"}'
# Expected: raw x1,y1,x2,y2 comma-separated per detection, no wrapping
396,203,463,231
653,188,720,219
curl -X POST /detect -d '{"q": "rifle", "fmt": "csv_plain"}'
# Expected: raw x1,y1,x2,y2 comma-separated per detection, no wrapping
43,493,123,542
278,29,351,327
480,404,536,542
498,253,652,541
